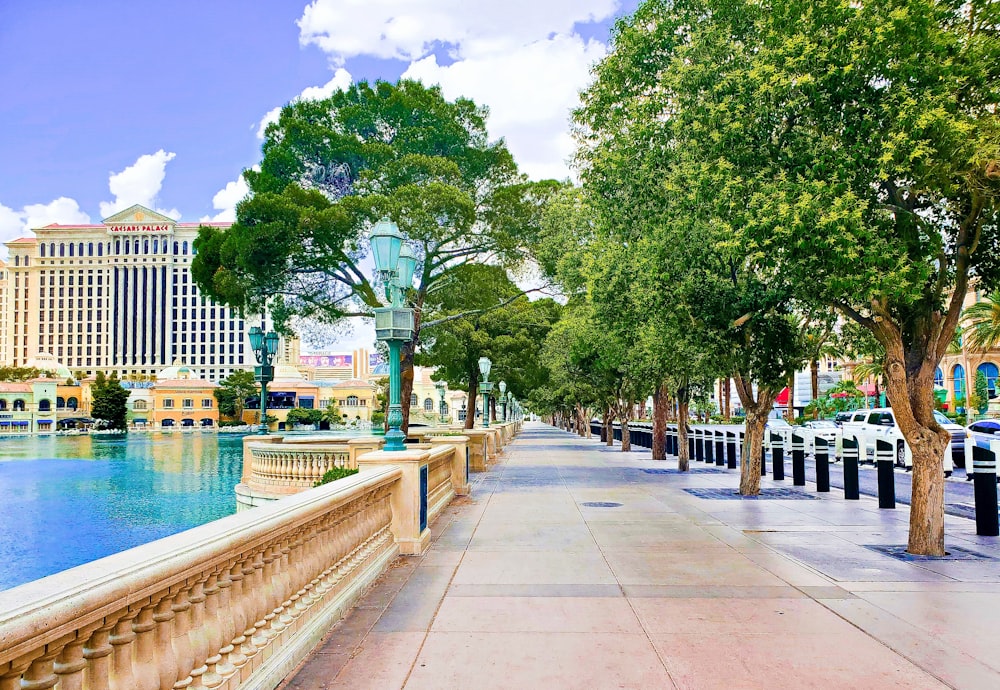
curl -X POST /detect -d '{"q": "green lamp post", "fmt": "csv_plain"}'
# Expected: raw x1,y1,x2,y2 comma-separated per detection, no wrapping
498,380,507,422
478,356,493,428
507,391,513,422
435,380,448,424
249,322,280,434
371,217,417,452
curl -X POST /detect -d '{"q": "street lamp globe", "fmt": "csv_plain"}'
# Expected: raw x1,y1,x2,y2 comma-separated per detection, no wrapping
498,380,507,395
248,326,263,352
370,217,403,276
478,356,492,382
264,331,280,357
396,243,418,291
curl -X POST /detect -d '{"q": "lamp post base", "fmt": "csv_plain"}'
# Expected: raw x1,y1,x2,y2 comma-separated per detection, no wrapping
385,403,406,451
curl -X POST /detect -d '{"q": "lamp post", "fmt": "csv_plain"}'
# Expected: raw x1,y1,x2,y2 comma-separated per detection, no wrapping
371,217,417,451
498,380,507,422
507,391,513,422
249,321,280,435
478,356,493,428
435,381,448,424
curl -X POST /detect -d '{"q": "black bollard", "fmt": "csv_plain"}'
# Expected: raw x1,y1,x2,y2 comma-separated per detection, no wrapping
705,429,714,463
667,426,675,456
771,433,785,481
973,445,1000,537
814,436,831,493
688,427,695,460
759,432,767,476
727,432,738,469
695,429,704,462
791,432,806,486
875,439,896,509
842,437,860,500
715,432,725,467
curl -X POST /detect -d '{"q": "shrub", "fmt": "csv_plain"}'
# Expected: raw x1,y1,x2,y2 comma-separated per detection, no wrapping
314,467,359,487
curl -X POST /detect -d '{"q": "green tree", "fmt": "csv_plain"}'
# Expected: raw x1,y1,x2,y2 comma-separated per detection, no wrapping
192,80,557,431
214,370,258,421
0,367,44,382
589,0,1000,554
91,372,129,431
285,408,325,426
974,370,990,415
416,263,560,430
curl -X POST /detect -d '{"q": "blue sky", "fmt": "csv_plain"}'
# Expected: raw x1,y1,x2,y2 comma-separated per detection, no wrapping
1,0,639,246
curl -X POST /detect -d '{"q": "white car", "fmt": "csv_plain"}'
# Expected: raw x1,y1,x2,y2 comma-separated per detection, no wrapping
800,419,841,454
839,407,956,475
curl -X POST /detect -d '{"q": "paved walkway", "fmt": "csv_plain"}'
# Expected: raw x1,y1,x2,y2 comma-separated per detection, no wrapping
281,423,1000,689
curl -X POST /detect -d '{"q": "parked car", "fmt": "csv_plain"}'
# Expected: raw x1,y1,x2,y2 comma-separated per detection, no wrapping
833,411,854,427
839,407,958,474
801,419,841,454
764,417,794,448
968,419,1000,450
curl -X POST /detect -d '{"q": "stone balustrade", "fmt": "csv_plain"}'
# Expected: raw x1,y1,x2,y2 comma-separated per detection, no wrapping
236,436,385,511
0,465,403,690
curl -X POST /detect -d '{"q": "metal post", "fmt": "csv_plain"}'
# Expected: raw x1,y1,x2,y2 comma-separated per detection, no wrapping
771,433,785,481
688,426,694,460
842,437,860,500
715,431,725,467
667,425,675,456
385,339,406,451
705,429,714,463
695,429,704,462
814,436,831,493
875,439,896,509
259,378,268,434
759,431,767,476
974,444,999,537
727,431,737,469
791,433,806,486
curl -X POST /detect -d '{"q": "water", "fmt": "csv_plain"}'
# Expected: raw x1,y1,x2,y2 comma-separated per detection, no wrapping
0,431,249,590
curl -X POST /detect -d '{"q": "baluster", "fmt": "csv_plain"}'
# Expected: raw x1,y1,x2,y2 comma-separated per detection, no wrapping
261,545,286,639
250,550,270,649
186,578,210,689
213,566,237,680
108,608,139,690
20,645,60,690
192,573,223,689
171,585,195,689
82,621,115,689
152,592,179,690
131,602,160,690
54,636,86,690
224,561,248,670
285,530,306,621
238,556,260,662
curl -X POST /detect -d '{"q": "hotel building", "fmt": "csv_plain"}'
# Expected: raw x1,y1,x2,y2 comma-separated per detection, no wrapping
2,204,252,382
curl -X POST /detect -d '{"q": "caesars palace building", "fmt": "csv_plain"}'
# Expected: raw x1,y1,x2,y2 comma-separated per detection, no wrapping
0,204,253,383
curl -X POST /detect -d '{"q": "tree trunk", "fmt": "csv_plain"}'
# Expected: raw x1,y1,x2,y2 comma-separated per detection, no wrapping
880,336,949,556
652,383,668,461
465,373,479,430
734,372,779,496
810,358,820,418
620,411,631,452
677,398,690,472
400,342,415,435
723,378,731,422
605,406,614,446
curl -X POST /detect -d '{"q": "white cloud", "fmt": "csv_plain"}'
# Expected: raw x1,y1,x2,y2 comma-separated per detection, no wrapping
1,197,92,255
296,1,621,180
99,150,180,219
256,68,353,139
298,0,619,62
200,166,260,222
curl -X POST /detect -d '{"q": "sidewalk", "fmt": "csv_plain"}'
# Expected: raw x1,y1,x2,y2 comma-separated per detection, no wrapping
280,422,1000,689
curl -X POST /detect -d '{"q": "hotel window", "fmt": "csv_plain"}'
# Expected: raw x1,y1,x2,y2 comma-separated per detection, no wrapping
163,399,174,409
202,399,212,408
183,399,194,409
40,244,46,257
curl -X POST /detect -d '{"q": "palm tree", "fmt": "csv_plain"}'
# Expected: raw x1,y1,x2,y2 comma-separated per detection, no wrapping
851,360,885,408
963,294,1000,352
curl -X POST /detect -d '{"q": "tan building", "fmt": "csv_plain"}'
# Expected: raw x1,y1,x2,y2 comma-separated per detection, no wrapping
149,363,219,429
937,287,1000,413
299,348,380,381
2,204,251,383
0,378,58,434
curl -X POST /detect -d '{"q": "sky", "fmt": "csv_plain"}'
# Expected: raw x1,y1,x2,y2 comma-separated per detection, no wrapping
0,0,639,348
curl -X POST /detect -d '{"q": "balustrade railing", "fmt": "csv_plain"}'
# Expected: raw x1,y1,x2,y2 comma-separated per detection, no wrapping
248,445,351,489
0,466,402,690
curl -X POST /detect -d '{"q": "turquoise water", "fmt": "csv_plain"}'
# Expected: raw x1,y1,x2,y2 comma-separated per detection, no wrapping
0,432,250,590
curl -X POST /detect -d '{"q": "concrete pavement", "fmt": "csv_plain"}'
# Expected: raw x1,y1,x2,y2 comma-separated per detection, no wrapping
280,422,1000,689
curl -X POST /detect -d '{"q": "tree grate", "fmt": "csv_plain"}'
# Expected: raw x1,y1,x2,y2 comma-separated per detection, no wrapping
683,487,818,500
865,544,1000,562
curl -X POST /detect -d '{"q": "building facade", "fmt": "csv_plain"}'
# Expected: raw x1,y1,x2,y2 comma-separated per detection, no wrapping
2,204,251,383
